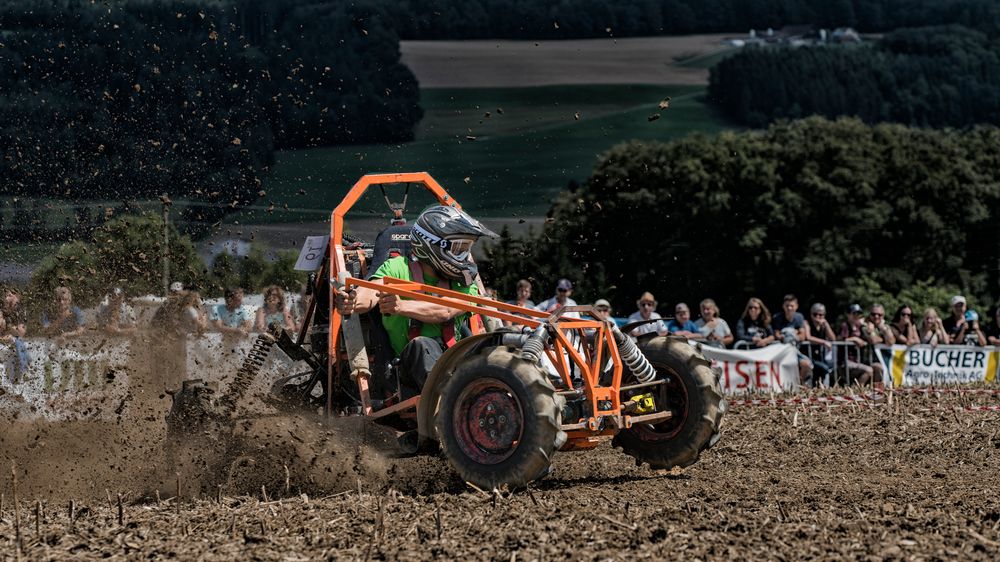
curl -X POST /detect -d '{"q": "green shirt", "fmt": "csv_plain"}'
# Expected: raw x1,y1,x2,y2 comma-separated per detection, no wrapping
371,256,478,355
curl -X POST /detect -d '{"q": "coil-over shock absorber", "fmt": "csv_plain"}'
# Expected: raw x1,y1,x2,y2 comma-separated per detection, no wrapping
610,324,657,383
216,332,276,417
519,325,549,363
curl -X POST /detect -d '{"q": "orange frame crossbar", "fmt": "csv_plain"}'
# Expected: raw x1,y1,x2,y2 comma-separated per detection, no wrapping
344,276,624,430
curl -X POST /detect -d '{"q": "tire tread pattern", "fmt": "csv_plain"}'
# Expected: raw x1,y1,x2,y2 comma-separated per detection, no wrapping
612,336,726,470
436,346,566,489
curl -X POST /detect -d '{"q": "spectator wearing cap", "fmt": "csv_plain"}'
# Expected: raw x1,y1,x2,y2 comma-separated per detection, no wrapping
958,310,986,346
627,292,668,337
592,299,612,321
535,279,579,319
503,279,536,327
838,304,880,386
41,287,86,338
695,298,733,347
985,308,1000,346
943,295,970,344
210,287,252,336
96,287,137,335
1,286,30,381
666,302,700,338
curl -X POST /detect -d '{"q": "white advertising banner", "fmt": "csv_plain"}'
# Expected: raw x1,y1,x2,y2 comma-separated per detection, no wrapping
700,343,801,394
0,337,132,421
1,333,311,420
874,344,1000,387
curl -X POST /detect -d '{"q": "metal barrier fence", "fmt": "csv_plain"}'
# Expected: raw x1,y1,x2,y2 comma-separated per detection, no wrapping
732,340,869,386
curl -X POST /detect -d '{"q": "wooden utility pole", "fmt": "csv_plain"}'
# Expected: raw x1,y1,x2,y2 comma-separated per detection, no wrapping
161,194,171,296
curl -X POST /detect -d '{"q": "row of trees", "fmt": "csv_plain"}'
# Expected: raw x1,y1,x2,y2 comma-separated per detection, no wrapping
372,0,1000,39
481,117,1000,321
709,25,1000,128
0,0,421,232
28,213,305,311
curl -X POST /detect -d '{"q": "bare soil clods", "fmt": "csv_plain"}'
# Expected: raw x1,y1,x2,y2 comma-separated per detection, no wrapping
3,392,1000,560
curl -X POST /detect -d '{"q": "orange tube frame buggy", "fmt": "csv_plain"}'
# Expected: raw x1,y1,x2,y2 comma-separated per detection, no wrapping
321,173,660,450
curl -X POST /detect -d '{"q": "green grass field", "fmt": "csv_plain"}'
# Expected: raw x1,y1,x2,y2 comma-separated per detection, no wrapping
234,84,735,223
2,83,735,268
675,47,736,69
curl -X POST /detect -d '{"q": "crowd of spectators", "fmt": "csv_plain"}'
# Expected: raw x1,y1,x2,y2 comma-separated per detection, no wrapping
0,282,307,348
488,280,1000,388
8,275,1000,390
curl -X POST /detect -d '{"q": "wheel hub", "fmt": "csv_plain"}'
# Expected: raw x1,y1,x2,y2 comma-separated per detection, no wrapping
632,372,688,441
454,379,524,464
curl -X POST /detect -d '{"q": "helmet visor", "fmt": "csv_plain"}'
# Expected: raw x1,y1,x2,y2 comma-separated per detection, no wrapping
447,238,475,261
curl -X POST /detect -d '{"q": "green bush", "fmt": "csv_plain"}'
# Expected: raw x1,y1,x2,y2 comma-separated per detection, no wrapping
206,244,305,296
483,117,1000,319
27,213,206,320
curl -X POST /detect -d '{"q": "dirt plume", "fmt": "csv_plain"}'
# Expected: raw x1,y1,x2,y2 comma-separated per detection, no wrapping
5,391,1000,560
165,414,416,499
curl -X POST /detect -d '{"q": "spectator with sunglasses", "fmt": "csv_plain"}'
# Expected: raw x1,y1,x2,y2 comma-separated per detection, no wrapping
626,292,667,337
839,303,881,386
735,297,775,348
866,303,896,345
890,305,919,346
943,295,971,344
805,302,835,385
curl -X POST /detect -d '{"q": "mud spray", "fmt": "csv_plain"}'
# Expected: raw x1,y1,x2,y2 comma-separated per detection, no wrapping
0,331,451,504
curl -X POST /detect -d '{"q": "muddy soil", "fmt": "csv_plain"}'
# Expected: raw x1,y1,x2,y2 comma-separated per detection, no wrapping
3,391,1000,560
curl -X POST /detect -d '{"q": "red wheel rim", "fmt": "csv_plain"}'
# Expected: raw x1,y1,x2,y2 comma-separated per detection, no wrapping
631,368,689,442
453,378,524,464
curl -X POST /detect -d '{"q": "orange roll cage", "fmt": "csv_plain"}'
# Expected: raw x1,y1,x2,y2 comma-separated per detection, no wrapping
321,172,634,445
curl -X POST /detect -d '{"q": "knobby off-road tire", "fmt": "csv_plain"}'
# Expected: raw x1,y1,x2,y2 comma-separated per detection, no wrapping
436,346,567,490
613,337,726,469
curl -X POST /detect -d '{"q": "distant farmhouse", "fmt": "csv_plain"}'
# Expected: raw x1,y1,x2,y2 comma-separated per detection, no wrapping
724,26,862,48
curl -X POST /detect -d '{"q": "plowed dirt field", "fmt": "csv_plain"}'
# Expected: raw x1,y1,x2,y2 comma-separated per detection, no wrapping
3,391,1000,560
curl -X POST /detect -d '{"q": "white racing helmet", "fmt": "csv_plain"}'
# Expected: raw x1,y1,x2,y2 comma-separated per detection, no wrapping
410,205,498,285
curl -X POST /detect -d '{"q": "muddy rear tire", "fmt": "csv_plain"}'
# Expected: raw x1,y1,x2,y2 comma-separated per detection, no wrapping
613,337,726,469
436,347,566,490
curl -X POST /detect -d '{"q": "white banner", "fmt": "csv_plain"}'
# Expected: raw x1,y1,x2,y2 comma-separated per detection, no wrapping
0,337,132,421
874,344,1000,387
0,333,312,420
700,343,801,394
